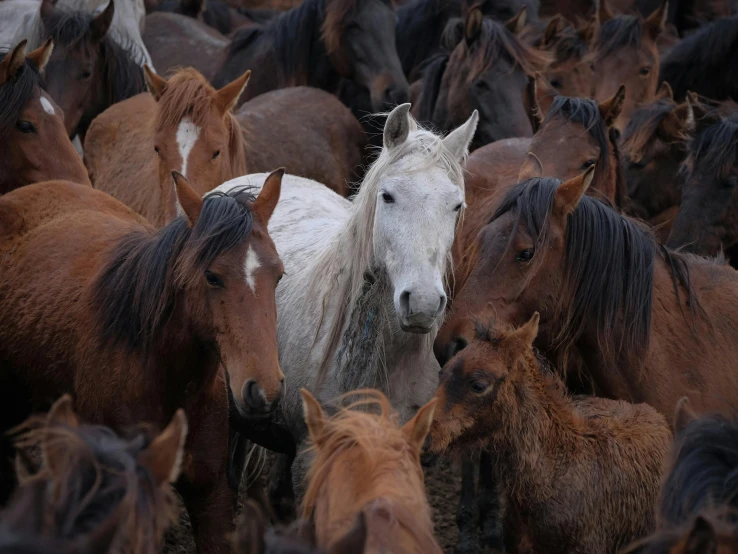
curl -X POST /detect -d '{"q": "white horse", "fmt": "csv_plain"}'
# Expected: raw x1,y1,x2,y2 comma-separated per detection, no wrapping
213,104,477,450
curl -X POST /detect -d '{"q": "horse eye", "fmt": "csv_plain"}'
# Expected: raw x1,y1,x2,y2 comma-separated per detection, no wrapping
454,202,463,212
212,150,220,160
550,79,562,89
16,120,36,134
473,79,490,91
517,248,535,262
629,160,647,170
580,159,596,170
469,380,488,393
640,66,652,75
80,70,92,80
204,270,224,288
381,192,395,204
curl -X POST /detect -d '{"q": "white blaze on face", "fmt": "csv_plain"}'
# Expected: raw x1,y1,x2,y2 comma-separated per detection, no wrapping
40,96,55,115
244,245,261,292
176,117,201,178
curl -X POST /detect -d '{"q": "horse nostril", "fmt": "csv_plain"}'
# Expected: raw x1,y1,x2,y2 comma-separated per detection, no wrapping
242,379,267,410
436,294,447,317
399,290,411,317
382,85,408,107
449,336,468,359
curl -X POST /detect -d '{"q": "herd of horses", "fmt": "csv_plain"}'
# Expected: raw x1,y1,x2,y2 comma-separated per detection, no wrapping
1,0,738,550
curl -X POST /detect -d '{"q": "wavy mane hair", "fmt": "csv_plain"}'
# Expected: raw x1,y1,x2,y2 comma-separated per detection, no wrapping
621,96,684,161
0,57,44,142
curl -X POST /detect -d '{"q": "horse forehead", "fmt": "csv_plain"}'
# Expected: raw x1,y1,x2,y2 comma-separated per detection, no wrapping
175,117,201,177
385,164,462,201
39,95,56,116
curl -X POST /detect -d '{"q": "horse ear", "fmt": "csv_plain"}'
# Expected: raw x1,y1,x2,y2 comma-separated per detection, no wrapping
541,14,566,48
598,84,625,127
232,500,267,554
671,100,695,133
518,152,543,182
442,110,478,162
26,38,54,74
672,396,696,434
144,64,167,100
402,398,437,453
138,409,188,486
575,15,596,43
90,0,115,43
506,312,539,352
1,40,27,83
656,81,673,101
384,103,412,150
171,171,203,226
46,394,80,429
686,91,711,123
301,388,326,447
684,516,717,554
329,512,368,554
505,6,527,36
596,0,613,24
465,7,484,43
644,0,668,40
441,18,464,51
252,167,283,225
553,165,595,219
216,70,251,115
531,72,557,123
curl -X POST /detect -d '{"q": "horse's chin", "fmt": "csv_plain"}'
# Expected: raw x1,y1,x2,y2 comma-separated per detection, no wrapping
401,323,434,334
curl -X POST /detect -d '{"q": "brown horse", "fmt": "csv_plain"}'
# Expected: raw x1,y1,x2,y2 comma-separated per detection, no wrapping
85,66,248,227
437,170,738,421
0,171,285,553
300,389,441,554
589,0,668,131
0,40,90,194
451,77,625,296
416,7,549,147
40,0,146,140
429,313,671,554
537,15,594,98
2,395,185,554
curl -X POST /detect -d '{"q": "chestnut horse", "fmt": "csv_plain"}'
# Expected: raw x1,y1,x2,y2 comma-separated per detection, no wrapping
429,314,671,554
0,40,90,194
437,170,738,420
416,7,549,148
589,0,668,131
85,66,248,227
0,172,285,553
301,389,441,554
2,395,185,554
40,0,146,140
537,14,594,98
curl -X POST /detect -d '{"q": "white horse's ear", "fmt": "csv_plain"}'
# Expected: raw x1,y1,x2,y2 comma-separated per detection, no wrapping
443,110,479,162
384,103,413,150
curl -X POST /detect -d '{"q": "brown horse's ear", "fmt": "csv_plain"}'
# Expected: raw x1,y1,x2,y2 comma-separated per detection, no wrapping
171,171,203,226
46,394,80,429
232,500,267,554
683,516,717,554
531,72,557,123
553,165,595,219
384,103,412,150
656,81,673,101
671,100,695,133
144,64,167,100
138,409,188,486
90,0,115,43
506,312,540,352
329,512,368,554
26,38,54,74
518,152,544,182
442,18,464,51
541,14,566,48
672,396,696,434
301,388,326,447
252,167,283,225
505,6,527,36
402,398,437,454
598,84,625,127
575,15,596,43
686,91,713,123
465,7,484,43
216,70,251,115
596,0,613,24
644,0,668,41
1,40,27,83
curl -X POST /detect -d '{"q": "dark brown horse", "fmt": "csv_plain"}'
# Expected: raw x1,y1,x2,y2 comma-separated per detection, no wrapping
667,104,738,260
149,0,257,34
1,395,185,554
40,0,145,140
0,172,285,553
429,314,671,554
537,14,594,98
437,171,738,421
589,0,668,131
416,8,549,147
0,40,90,194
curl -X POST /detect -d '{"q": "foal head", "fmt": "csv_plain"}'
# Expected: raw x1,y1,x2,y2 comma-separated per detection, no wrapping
143,66,249,224
538,15,594,98
0,39,90,194
589,0,668,131
4,395,186,554
301,389,438,552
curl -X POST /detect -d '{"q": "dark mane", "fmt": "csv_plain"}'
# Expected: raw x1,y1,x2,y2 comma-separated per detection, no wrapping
155,68,218,132
592,15,643,60
0,58,43,142
396,0,458,76
689,113,738,181
416,53,448,124
659,16,738,101
621,97,681,160
491,177,699,369
659,414,738,527
93,188,257,353
550,26,589,63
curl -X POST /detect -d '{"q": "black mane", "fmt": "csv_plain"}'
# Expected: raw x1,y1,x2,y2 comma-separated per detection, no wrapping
659,16,738,101
93,188,256,353
690,112,738,180
0,58,44,142
396,0,459,78
592,15,643,59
